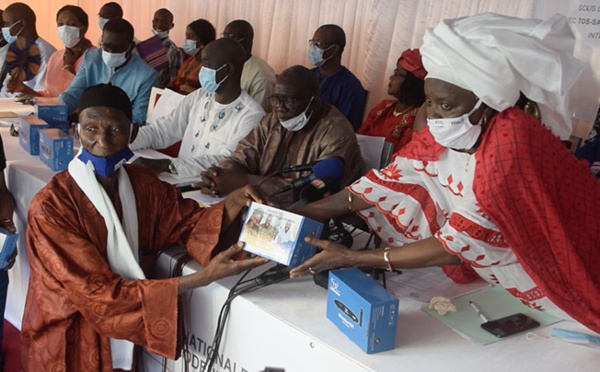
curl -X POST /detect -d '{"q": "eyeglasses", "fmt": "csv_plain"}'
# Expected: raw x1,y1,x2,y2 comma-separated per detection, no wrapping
269,95,303,108
393,69,407,78
221,33,246,43
308,39,332,49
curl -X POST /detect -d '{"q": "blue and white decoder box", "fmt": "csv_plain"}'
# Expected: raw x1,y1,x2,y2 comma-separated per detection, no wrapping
327,268,399,353
19,115,49,155
239,202,323,267
34,97,69,133
39,128,73,171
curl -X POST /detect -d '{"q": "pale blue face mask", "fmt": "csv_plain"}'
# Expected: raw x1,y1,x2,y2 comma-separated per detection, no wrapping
198,64,228,92
151,28,169,39
308,44,334,68
1,20,22,45
183,39,199,56
99,17,109,30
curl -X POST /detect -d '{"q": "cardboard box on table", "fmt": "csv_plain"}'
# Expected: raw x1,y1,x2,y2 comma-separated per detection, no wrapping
239,202,323,267
39,128,73,171
327,268,399,354
19,116,49,155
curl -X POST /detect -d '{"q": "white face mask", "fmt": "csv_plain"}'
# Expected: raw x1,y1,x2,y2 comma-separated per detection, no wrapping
427,99,483,150
57,25,81,48
151,28,168,39
102,49,128,69
280,97,314,131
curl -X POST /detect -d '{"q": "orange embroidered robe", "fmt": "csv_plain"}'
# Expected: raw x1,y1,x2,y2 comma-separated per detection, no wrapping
21,164,224,371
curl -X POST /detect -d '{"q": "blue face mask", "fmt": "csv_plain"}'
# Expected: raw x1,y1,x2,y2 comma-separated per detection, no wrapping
78,147,134,178
308,44,334,68
183,39,199,56
1,20,22,45
199,64,228,92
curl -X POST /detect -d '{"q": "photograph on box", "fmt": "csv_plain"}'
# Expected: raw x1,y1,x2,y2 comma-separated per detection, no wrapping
239,202,322,266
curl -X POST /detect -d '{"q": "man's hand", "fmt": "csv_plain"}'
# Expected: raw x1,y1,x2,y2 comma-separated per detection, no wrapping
289,237,355,278
197,166,250,197
178,242,268,292
132,157,171,174
222,185,269,230
3,249,17,271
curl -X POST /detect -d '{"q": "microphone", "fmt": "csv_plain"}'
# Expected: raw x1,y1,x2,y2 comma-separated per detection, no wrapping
278,160,320,173
272,158,345,196
288,177,341,210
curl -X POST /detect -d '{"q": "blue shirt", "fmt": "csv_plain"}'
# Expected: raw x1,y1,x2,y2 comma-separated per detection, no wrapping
312,66,367,130
60,48,158,124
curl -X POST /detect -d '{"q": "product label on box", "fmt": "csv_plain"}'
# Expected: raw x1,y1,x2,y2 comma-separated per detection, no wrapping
239,202,322,266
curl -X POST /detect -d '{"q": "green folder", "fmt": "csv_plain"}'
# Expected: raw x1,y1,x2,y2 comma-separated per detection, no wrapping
422,285,562,345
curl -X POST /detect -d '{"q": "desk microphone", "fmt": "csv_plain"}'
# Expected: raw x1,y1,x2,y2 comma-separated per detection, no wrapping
288,177,341,210
271,158,344,196
278,160,320,173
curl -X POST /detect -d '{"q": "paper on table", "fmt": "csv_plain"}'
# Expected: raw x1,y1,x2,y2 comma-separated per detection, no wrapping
146,88,185,125
130,148,204,186
422,285,562,345
385,266,489,302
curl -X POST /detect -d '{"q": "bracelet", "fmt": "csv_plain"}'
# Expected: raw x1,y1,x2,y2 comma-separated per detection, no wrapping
0,218,13,228
383,247,393,272
62,64,74,71
347,188,353,212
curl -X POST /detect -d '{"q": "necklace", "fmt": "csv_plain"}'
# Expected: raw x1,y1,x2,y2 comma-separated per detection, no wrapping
392,104,414,117
464,153,473,172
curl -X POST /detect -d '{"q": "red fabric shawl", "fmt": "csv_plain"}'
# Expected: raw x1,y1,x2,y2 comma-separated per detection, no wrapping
473,107,600,333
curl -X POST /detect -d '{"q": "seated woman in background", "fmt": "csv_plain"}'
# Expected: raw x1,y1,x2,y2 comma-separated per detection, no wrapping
7,5,93,97
357,49,426,153
166,18,215,95
290,13,600,334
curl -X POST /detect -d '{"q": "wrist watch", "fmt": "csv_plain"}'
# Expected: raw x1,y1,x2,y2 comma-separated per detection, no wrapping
168,161,177,174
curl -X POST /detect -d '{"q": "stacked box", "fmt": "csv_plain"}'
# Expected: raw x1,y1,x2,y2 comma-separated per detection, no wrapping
39,128,73,171
0,227,18,270
19,116,49,155
34,98,69,133
239,202,323,267
327,268,399,353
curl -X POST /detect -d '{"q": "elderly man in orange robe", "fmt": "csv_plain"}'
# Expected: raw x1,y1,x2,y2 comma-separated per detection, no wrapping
20,84,266,372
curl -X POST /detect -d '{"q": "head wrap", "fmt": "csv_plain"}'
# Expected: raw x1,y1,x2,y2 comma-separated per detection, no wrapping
421,13,585,140
397,49,427,80
78,84,132,122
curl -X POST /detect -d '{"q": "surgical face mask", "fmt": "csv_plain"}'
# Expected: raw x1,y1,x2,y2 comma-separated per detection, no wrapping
102,49,129,69
427,99,483,150
99,17,109,30
78,147,134,178
198,64,228,93
280,97,314,131
57,25,81,48
183,39,199,56
151,28,169,39
308,44,334,68
1,20,22,45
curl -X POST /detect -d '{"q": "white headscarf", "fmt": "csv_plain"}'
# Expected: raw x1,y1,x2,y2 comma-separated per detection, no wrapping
421,13,585,140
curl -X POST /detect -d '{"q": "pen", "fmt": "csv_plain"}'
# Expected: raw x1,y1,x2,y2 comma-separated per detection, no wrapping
469,301,489,323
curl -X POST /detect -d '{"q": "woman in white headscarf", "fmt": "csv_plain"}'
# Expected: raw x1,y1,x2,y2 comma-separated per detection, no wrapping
289,13,600,334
